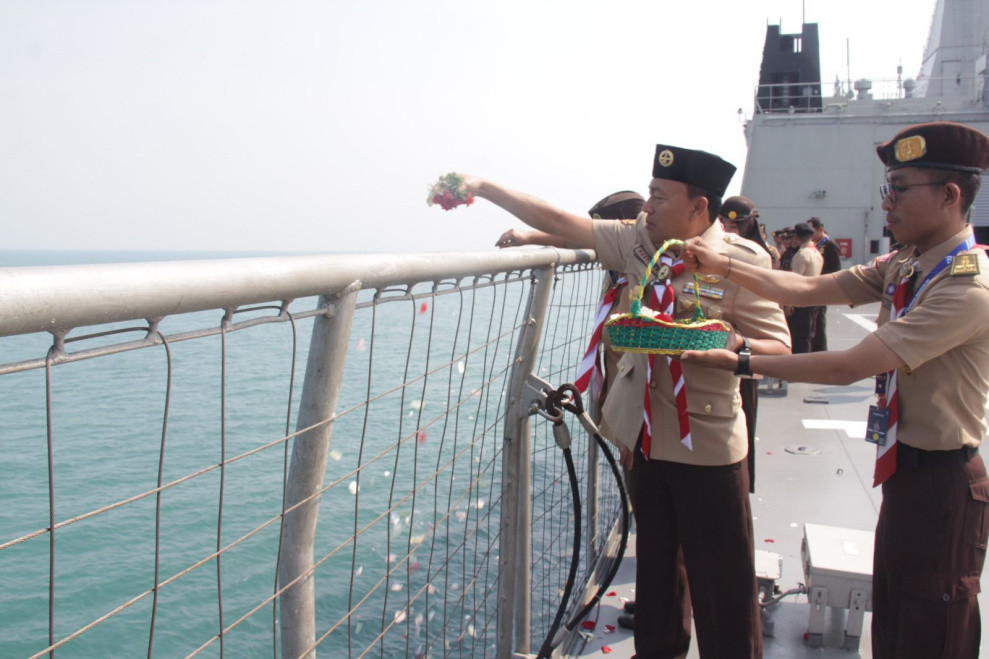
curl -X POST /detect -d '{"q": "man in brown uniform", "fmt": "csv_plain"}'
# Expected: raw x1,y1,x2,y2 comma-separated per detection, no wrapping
460,144,791,658
495,191,646,629
787,222,824,353
680,121,989,659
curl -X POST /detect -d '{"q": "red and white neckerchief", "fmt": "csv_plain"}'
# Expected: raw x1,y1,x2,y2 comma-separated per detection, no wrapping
641,256,692,458
871,272,909,487
574,277,627,401
872,236,979,486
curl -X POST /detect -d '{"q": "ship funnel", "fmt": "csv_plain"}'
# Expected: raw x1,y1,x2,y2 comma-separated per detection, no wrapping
854,79,873,100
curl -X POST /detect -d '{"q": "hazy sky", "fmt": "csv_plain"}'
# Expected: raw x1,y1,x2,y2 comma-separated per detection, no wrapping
1,0,935,254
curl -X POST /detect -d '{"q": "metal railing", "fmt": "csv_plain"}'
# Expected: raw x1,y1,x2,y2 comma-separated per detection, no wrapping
0,250,625,658
753,71,989,115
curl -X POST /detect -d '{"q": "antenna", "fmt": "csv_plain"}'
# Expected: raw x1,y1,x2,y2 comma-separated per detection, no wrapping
802,0,806,25
846,38,852,95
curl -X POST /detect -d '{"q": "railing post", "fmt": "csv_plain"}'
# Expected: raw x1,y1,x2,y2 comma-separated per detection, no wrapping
496,265,556,659
278,286,359,659
586,435,599,568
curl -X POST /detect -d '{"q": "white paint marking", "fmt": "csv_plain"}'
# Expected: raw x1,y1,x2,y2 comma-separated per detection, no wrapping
843,313,878,332
802,419,867,439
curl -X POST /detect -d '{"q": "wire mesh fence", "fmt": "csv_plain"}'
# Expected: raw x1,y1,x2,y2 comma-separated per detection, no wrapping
0,251,625,658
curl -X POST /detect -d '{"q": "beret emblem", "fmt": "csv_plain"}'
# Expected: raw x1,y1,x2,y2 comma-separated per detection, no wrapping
657,149,675,167
895,135,926,163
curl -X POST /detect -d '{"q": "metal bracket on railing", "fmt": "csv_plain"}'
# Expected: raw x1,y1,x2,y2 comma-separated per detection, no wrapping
520,373,555,423
145,317,162,341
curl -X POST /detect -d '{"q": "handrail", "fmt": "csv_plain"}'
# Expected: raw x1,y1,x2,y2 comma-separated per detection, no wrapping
0,249,596,337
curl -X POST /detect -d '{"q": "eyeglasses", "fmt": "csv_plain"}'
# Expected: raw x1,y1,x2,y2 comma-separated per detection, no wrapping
879,181,944,203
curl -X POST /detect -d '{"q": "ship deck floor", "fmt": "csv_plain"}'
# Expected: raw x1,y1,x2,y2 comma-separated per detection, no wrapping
568,301,989,659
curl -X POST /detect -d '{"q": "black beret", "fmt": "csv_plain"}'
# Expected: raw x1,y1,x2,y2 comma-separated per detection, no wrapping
793,222,814,237
876,121,989,173
652,144,736,198
588,190,645,220
719,195,757,221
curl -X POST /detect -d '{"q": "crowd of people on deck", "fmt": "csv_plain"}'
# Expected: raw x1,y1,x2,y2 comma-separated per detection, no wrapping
461,120,989,658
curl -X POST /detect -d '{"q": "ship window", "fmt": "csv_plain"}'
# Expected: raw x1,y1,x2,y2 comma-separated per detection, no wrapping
793,37,803,53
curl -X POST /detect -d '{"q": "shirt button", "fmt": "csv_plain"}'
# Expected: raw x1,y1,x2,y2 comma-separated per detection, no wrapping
704,404,713,413
943,593,951,602
650,380,657,389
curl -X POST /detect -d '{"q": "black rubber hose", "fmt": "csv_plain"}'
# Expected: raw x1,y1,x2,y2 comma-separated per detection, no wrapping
535,383,631,656
561,432,630,634
536,445,582,659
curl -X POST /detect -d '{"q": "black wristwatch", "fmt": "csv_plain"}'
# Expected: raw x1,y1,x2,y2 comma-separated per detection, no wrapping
734,337,753,376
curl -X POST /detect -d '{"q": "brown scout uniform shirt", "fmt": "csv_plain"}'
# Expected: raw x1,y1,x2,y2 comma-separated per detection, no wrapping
791,242,824,277
834,227,989,451
593,217,791,466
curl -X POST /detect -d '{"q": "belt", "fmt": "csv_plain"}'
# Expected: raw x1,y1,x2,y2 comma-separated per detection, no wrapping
897,443,979,467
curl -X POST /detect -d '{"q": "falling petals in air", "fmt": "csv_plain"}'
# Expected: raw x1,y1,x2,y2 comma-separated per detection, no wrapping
348,481,359,495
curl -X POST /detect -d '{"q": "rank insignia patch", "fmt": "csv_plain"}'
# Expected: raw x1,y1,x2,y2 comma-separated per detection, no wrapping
950,253,980,276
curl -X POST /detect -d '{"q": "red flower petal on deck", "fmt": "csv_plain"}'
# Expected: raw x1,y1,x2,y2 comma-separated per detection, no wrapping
764,538,775,543
605,624,615,632
602,646,612,654
581,620,595,630
606,591,617,597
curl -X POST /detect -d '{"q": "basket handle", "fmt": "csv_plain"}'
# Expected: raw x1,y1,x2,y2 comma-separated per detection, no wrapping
629,239,705,321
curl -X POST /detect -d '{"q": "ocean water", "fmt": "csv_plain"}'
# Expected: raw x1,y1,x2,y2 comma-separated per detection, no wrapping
0,251,612,658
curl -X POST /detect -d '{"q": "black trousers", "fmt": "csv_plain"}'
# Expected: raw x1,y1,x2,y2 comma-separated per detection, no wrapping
873,454,989,658
630,453,761,658
786,306,816,354
811,306,827,352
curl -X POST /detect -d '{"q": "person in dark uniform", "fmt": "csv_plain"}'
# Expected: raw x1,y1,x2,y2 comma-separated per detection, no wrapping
808,217,842,351
458,144,791,659
681,121,989,659
777,227,797,272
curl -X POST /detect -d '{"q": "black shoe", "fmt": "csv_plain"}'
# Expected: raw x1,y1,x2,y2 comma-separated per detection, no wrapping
617,613,634,630
623,601,635,614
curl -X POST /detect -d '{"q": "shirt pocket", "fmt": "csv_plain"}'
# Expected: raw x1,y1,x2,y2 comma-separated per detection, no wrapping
685,384,736,419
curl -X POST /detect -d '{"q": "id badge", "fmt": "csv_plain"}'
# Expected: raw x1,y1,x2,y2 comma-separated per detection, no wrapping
866,405,889,446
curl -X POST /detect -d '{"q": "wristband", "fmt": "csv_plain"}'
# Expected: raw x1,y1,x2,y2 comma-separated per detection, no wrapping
734,337,752,376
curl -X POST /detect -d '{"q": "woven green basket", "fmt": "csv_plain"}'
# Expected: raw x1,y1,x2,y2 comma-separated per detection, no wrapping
605,239,731,356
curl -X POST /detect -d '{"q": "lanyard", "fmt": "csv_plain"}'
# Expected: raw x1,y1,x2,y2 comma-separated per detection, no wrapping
901,235,976,316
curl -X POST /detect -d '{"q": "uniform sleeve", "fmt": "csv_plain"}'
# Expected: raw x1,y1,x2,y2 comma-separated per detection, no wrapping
873,279,989,370
592,220,637,272
834,260,889,305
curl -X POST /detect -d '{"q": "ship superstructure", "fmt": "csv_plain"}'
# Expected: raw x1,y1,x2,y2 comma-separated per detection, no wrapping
741,0,989,264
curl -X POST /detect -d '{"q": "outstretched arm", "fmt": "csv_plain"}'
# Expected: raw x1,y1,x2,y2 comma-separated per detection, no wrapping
682,237,852,307
495,228,570,249
682,333,903,385
463,175,595,249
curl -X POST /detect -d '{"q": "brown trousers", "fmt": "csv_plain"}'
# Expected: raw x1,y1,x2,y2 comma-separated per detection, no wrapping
873,454,989,658
630,452,761,659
